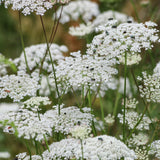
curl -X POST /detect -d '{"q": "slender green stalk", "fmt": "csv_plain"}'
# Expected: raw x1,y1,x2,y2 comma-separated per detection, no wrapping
99,93,105,123
40,15,61,115
34,139,39,154
123,52,127,143
80,139,84,160
87,87,97,136
127,103,149,140
113,90,121,117
25,140,32,160
18,12,30,73
129,0,140,22
43,134,50,152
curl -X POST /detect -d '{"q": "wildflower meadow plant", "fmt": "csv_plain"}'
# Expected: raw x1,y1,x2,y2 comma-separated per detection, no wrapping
0,0,160,159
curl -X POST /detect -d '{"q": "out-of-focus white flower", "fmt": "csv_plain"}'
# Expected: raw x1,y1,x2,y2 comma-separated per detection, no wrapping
69,22,94,37
104,114,115,126
54,1,100,24
0,151,11,159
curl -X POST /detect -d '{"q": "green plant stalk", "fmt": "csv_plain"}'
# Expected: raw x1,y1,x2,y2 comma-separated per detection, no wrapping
25,140,32,160
43,134,50,152
113,90,121,117
127,103,149,140
99,93,105,123
123,52,127,143
18,12,30,74
34,139,39,155
87,87,97,136
129,0,140,22
80,139,84,160
40,15,61,115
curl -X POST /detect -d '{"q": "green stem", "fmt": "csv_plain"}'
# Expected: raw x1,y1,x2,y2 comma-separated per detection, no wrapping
40,15,61,115
87,87,97,136
99,93,104,123
25,140,32,160
80,139,84,160
127,103,149,140
129,0,140,22
18,12,30,73
113,91,121,117
34,139,39,155
123,52,127,143
43,134,50,152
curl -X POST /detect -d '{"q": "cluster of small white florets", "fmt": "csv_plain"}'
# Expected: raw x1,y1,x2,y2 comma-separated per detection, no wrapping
118,98,151,130
92,10,134,28
87,20,159,64
69,22,94,37
45,105,93,134
1,108,53,141
123,98,139,109
16,152,42,160
42,135,136,160
0,70,40,102
135,146,149,160
0,103,93,141
55,0,100,24
14,43,68,72
138,71,160,103
148,140,160,159
104,114,115,126
22,96,51,111
128,132,149,146
50,51,117,93
1,0,54,16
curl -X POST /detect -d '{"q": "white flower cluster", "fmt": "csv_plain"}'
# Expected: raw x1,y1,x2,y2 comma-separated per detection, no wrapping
16,152,42,160
92,10,134,28
104,114,115,126
14,43,68,72
0,152,10,159
123,98,138,109
128,132,149,146
1,108,53,141
118,110,151,130
50,51,117,93
87,20,159,63
135,146,149,160
149,140,160,159
138,71,160,103
69,22,94,37
45,105,93,134
0,70,40,102
1,0,54,16
22,96,51,111
55,0,100,24
42,135,136,160
71,125,91,139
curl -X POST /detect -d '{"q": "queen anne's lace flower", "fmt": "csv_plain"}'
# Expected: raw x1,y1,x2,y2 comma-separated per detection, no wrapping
16,152,42,160
118,110,151,130
135,146,149,160
87,20,159,62
14,43,68,72
104,114,115,126
50,51,117,95
71,125,91,139
0,70,40,102
92,10,134,28
138,71,160,103
44,105,93,134
55,0,100,24
149,140,160,159
128,133,149,146
42,135,136,160
1,0,54,16
1,108,53,141
69,22,94,37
